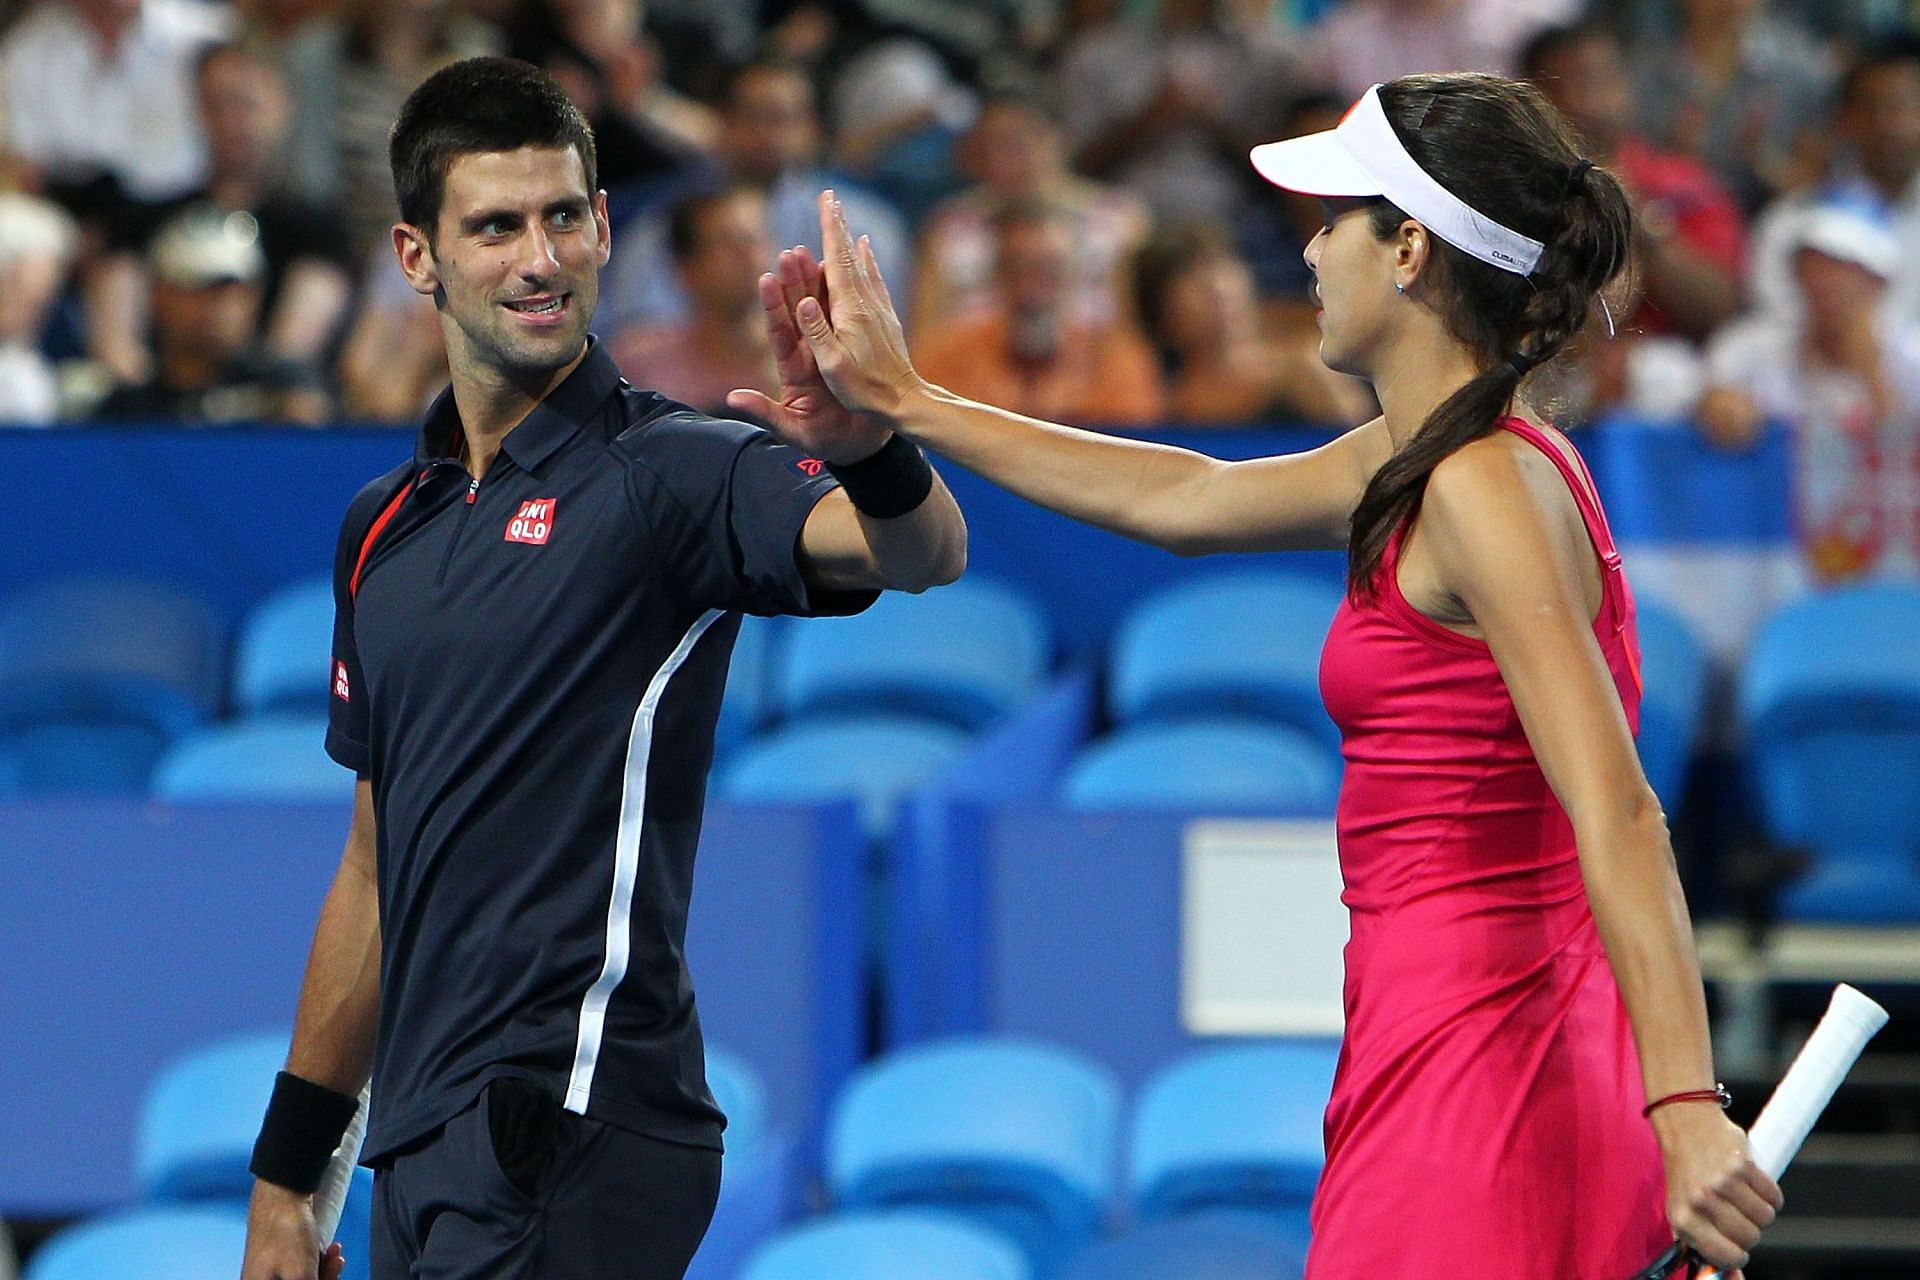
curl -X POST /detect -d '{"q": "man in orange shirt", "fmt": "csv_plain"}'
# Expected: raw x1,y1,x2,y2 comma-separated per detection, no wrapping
914,199,1167,429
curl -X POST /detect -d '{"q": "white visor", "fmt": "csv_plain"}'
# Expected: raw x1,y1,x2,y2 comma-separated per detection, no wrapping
1250,84,1545,277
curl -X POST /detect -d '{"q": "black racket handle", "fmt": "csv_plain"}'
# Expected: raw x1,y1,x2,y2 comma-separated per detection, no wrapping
1627,1240,1691,1280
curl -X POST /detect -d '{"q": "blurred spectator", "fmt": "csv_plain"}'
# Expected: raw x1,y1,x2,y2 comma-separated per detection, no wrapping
95,207,330,423
609,186,778,414
915,199,1166,428
282,0,499,264
337,251,446,421
0,0,230,209
911,89,1147,335
1697,206,1920,583
523,0,719,189
600,58,909,332
1747,37,1920,328
827,36,976,224
1238,92,1342,314
1057,0,1294,224
1307,0,1577,103
0,194,78,424
1628,0,1835,210
1133,221,1373,426
1524,22,1745,340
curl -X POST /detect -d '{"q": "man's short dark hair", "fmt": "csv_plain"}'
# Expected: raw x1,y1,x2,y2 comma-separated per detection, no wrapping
1518,21,1615,84
389,57,597,238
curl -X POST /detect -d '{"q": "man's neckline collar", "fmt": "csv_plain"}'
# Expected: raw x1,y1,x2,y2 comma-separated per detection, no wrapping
412,338,623,478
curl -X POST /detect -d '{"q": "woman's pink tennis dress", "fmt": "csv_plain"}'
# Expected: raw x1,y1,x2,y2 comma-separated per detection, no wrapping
1309,417,1671,1277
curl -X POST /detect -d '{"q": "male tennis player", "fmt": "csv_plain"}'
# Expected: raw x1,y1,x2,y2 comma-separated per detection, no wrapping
239,57,965,1280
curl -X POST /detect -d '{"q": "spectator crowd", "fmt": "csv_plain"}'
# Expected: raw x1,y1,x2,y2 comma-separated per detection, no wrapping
0,0,1916,583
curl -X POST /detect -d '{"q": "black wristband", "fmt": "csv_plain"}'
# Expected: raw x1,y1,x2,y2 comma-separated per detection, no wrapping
825,432,934,520
249,1071,360,1193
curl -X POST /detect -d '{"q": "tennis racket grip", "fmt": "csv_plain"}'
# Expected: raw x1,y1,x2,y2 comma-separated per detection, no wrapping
1646,984,1889,1280
311,1083,371,1244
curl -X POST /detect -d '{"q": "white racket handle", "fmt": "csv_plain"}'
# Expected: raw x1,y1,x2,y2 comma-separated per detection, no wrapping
312,1084,371,1244
1694,984,1887,1280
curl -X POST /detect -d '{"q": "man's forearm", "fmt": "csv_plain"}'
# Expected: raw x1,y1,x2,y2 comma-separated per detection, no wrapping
857,471,967,593
283,846,381,1095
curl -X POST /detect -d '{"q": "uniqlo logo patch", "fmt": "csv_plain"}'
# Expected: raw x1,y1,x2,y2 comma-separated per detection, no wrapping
333,660,350,702
506,498,556,545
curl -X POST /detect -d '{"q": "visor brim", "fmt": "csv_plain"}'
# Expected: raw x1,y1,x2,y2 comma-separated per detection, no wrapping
1248,131,1381,198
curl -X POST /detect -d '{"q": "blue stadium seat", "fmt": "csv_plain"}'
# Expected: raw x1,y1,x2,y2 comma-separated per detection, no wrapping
1129,1042,1340,1234
151,719,352,804
774,577,1049,732
23,1205,248,1280
1740,585,1920,922
1057,1212,1310,1280
827,1038,1120,1271
0,579,223,792
1108,571,1345,750
717,614,779,759
688,1048,798,1280
740,1212,1030,1280
717,715,969,842
1633,596,1707,810
137,1028,289,1201
1062,719,1340,814
234,578,335,718
334,1166,376,1280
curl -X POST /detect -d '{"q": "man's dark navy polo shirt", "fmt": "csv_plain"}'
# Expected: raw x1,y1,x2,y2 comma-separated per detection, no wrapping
325,341,871,1161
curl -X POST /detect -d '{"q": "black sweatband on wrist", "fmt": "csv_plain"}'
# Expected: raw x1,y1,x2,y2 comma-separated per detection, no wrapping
249,1071,360,1194
826,432,934,520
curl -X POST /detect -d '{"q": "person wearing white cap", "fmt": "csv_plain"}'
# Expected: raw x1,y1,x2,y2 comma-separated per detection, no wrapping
732,71,1783,1280
1699,204,1920,583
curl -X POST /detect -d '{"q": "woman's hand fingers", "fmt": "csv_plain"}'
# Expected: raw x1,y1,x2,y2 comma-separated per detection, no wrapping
857,233,896,314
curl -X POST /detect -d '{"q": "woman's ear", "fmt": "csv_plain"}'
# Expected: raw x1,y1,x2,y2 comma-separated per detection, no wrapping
1394,219,1432,293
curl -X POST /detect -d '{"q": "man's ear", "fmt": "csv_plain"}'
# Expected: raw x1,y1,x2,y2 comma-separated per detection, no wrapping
394,223,441,297
593,189,612,269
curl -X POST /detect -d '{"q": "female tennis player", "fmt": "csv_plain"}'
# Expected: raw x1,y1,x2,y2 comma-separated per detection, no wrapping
730,72,1783,1279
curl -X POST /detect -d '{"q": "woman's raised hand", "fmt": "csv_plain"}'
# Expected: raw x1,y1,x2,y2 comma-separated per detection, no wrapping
780,190,923,420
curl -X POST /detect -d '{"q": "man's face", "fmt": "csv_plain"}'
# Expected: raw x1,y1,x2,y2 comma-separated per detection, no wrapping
153,277,262,368
1794,246,1885,331
969,103,1054,197
679,192,772,316
403,147,610,379
1534,36,1632,152
996,217,1071,320
198,51,292,178
721,67,818,185
1845,63,1920,188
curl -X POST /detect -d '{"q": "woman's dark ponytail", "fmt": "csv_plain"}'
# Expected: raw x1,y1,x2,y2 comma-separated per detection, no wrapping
1345,75,1633,596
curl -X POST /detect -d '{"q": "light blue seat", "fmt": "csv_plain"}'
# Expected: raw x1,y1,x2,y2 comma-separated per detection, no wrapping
1062,719,1340,814
828,1038,1120,1271
152,719,352,804
741,1212,1029,1280
689,1048,797,1280
137,1028,290,1200
706,1046,771,1165
1740,585,1920,922
1108,571,1344,751
774,577,1049,732
1633,596,1707,810
717,715,969,842
1057,1212,1310,1280
234,578,335,718
24,1205,248,1280
0,579,223,792
717,614,779,759
1130,1042,1340,1234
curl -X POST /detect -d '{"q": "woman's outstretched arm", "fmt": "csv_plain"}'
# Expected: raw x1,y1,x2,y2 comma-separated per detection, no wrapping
729,192,1390,556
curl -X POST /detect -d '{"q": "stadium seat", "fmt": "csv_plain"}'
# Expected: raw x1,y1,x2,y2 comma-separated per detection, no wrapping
1129,1041,1340,1233
23,1205,248,1280
1740,585,1920,922
1633,596,1707,810
1061,719,1340,814
151,719,351,804
1108,571,1345,750
827,1038,1120,1271
0,579,223,792
234,578,335,718
1057,1212,1310,1280
740,1212,1030,1280
716,715,969,842
773,577,1049,732
687,1048,797,1280
716,613,779,759
136,1028,289,1201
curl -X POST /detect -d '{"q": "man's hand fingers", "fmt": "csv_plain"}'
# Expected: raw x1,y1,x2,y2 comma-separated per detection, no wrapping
757,271,804,367
725,388,781,423
321,1242,345,1280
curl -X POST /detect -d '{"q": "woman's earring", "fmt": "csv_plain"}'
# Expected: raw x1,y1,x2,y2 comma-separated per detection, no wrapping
1394,281,1405,295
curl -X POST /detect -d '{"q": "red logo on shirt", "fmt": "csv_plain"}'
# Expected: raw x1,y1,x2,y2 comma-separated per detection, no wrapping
506,498,556,545
333,660,350,702
792,457,825,478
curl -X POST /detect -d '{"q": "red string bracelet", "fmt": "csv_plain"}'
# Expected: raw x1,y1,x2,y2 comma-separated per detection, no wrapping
1642,1083,1732,1118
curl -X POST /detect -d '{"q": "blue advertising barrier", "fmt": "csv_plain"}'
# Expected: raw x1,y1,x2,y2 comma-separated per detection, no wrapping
0,798,863,1216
